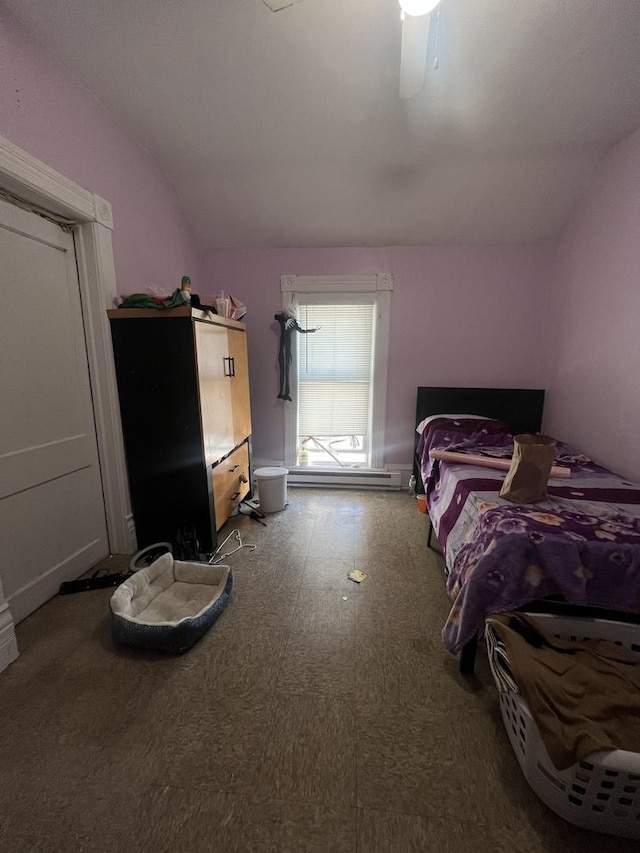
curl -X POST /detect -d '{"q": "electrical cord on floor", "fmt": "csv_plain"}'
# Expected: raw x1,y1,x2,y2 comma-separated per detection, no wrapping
232,501,268,526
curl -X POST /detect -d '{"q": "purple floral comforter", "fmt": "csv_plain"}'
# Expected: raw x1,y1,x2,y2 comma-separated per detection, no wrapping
417,419,640,654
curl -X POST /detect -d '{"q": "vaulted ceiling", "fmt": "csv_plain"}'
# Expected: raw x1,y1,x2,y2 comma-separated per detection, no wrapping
5,0,640,248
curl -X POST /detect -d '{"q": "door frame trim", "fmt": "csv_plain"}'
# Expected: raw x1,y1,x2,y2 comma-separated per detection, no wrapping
0,134,134,559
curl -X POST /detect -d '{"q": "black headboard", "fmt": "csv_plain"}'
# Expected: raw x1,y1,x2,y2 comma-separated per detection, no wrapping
416,387,545,435
413,386,545,482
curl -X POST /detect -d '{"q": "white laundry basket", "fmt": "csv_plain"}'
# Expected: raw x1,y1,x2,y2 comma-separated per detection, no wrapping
486,613,640,839
254,466,288,513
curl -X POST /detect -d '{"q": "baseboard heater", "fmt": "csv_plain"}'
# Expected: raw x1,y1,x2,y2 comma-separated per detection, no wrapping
286,468,402,489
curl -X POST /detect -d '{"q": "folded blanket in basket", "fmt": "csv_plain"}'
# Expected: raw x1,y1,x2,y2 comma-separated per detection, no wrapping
487,614,640,770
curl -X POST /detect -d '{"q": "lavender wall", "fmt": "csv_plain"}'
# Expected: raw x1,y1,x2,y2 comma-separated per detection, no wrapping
544,128,640,481
200,244,552,466
0,9,199,292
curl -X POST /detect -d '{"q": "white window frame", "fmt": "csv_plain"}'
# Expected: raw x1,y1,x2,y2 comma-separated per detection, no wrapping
280,274,393,470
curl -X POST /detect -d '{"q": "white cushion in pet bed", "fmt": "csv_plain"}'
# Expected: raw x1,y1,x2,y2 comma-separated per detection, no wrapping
110,553,232,653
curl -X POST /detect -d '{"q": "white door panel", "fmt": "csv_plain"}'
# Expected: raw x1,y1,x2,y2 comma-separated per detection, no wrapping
0,434,95,500
0,468,107,623
0,198,108,622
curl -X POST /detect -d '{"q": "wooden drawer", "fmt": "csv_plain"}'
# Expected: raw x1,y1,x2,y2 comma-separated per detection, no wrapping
212,442,250,530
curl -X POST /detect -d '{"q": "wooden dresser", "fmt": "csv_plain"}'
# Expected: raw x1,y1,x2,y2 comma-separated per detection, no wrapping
108,307,252,553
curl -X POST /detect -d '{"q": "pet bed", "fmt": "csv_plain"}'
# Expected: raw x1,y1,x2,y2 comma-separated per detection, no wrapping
110,553,232,653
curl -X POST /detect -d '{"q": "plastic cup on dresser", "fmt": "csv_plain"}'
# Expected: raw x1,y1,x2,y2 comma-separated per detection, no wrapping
216,291,231,318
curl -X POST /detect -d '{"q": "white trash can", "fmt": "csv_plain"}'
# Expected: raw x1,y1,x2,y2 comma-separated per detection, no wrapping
254,467,288,513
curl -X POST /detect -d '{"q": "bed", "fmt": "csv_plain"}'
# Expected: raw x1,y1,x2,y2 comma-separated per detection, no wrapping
414,386,640,671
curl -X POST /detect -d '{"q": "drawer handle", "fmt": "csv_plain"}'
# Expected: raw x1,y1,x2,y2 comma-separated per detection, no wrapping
239,474,248,484
229,464,240,472
230,491,240,501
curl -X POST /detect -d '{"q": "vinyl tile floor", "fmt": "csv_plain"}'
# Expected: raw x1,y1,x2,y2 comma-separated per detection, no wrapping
0,489,637,852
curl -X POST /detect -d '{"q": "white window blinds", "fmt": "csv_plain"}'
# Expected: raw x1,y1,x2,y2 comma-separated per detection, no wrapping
296,301,375,437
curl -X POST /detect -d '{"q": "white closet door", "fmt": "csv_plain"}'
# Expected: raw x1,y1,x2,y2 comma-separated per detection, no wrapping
0,198,108,623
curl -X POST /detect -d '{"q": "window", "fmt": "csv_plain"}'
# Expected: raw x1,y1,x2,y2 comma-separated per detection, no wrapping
281,274,393,471
296,298,374,466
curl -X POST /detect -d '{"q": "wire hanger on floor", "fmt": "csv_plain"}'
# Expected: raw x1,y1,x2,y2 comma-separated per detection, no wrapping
208,528,257,564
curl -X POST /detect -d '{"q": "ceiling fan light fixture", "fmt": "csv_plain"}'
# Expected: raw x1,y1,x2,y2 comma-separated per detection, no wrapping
398,0,441,17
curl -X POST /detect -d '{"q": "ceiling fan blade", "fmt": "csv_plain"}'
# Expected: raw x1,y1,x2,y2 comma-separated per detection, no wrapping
262,0,305,10
399,13,432,100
